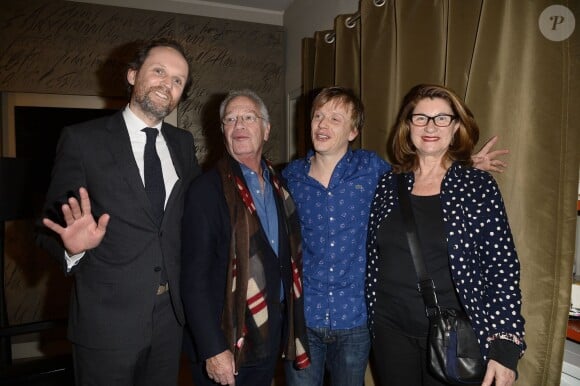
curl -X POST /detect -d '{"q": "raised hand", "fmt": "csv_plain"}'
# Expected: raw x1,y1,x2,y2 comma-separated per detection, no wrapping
42,187,109,255
472,136,509,173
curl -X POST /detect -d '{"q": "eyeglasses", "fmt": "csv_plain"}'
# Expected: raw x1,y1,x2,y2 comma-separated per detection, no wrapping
222,113,263,127
409,113,456,127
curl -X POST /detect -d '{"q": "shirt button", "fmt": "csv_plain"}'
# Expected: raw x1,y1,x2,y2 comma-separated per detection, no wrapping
329,292,333,296
330,267,334,272
329,217,334,221
328,192,332,196
330,242,335,247
154,266,162,272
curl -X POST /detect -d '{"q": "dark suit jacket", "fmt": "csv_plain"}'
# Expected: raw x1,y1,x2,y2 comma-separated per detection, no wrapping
181,157,293,364
36,110,200,350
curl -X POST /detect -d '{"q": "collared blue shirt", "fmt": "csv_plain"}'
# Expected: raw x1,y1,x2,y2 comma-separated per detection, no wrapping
282,149,391,329
240,162,279,256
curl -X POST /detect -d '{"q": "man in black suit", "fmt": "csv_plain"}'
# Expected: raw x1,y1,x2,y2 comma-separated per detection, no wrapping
181,90,310,386
37,38,200,386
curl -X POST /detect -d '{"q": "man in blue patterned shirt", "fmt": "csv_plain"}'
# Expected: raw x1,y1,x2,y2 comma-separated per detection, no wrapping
282,86,506,386
283,87,390,386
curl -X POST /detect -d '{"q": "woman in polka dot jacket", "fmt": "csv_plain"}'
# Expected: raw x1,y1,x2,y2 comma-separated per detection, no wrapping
366,84,525,386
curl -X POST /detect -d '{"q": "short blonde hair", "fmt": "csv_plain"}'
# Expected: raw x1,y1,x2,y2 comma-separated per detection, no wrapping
311,87,364,133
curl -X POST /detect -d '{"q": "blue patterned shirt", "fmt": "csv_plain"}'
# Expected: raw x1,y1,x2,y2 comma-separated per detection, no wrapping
282,149,391,329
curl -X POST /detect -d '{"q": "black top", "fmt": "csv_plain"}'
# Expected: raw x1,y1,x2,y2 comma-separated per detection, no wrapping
374,194,462,337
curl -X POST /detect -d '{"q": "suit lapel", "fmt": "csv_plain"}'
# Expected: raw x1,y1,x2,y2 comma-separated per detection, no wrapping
161,123,183,178
160,123,183,216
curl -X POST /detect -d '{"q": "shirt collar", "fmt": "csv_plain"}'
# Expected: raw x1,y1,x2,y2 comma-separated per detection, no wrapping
307,148,354,163
306,148,354,166
122,105,163,135
240,159,270,181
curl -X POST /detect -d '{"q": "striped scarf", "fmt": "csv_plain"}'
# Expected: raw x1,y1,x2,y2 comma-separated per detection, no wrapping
217,156,310,371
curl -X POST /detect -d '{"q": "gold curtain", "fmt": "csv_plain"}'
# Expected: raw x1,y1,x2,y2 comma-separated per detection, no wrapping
301,0,580,384
312,30,336,90
298,37,316,158
297,31,335,158
335,14,361,93
335,13,362,148
461,3,579,383
302,37,316,100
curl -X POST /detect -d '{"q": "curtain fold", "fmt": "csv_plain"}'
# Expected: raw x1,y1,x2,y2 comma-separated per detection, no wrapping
302,37,316,98
335,13,361,148
444,1,483,93
334,13,361,93
312,30,336,90
300,1,580,384
360,0,396,156
299,37,316,158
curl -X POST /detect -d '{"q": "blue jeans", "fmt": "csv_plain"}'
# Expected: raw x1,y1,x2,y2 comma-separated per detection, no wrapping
285,325,371,386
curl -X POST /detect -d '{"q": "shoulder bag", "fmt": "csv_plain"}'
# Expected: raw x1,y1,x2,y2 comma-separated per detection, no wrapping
397,176,485,385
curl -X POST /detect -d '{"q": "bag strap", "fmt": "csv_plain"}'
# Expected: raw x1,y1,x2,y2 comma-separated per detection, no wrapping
397,175,440,317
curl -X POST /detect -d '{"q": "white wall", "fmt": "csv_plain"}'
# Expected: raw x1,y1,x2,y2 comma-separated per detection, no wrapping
284,0,359,95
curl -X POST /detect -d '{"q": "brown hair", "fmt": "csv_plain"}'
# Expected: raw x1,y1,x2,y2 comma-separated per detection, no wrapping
126,38,192,99
389,84,479,173
311,87,364,133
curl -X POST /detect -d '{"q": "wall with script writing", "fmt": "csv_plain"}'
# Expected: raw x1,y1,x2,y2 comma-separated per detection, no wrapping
0,0,284,340
0,0,285,167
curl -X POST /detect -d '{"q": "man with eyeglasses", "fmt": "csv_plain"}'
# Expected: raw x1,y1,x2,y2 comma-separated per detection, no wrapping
181,89,310,386
282,86,508,386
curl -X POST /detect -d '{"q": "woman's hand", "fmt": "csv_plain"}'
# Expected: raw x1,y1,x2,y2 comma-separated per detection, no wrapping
481,359,516,386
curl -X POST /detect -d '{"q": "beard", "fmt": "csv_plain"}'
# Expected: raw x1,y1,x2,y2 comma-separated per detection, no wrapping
133,86,176,120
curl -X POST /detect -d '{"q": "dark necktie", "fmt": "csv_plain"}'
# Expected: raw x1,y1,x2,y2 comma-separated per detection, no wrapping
142,127,165,225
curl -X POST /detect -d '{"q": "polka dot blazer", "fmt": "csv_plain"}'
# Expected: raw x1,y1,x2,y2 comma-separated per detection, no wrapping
366,163,526,359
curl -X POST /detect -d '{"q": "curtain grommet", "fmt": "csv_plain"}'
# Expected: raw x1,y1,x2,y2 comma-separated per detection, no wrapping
345,14,360,28
324,32,335,44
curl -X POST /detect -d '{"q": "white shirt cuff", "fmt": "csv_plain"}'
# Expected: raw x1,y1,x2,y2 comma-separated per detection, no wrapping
65,250,85,272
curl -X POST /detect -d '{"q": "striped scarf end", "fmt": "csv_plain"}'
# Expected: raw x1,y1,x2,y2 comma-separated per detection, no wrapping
294,353,310,369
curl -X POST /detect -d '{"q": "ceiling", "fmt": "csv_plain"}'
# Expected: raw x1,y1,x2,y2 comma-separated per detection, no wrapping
188,0,295,12
70,0,295,25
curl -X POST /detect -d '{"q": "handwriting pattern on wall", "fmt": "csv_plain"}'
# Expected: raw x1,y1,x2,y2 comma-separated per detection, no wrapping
0,0,285,327
0,0,285,165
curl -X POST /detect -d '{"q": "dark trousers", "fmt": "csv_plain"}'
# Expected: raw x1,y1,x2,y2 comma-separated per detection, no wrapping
371,323,449,386
190,300,285,386
73,292,182,386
